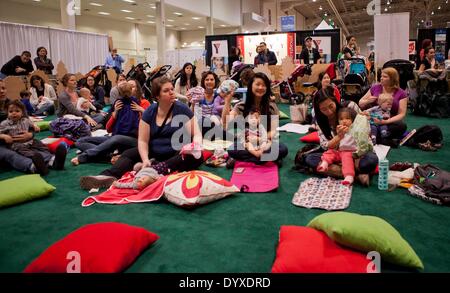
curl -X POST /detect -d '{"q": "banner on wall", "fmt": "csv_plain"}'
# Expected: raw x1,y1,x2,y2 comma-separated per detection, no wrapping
211,40,228,57
435,29,446,63
408,41,416,55
239,33,295,65
281,15,295,32
311,36,332,63
210,40,229,75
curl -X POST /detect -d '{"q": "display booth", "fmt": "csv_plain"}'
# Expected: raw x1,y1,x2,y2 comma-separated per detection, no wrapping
204,29,341,70
417,28,450,63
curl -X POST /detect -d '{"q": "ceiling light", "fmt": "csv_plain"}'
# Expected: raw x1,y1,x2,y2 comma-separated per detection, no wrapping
174,12,183,16
384,7,388,11
220,24,226,27
121,10,132,13
198,26,204,29
438,6,441,9
312,0,316,2
122,0,135,3
32,0,41,2
192,17,201,20
98,12,110,15
89,2,103,6
166,24,173,27
184,23,190,25
324,12,327,16
147,15,154,18
319,6,323,10
180,27,186,30
421,19,424,23
147,21,155,24
150,6,156,9
167,19,174,22
125,17,135,20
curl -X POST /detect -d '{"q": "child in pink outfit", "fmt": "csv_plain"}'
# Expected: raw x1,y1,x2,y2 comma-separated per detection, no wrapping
317,108,357,185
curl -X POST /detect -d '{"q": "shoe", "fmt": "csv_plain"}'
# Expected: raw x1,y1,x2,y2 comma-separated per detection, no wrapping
418,140,437,152
380,138,399,148
53,143,67,170
389,162,413,171
357,174,370,187
226,158,236,169
80,175,116,190
32,153,49,176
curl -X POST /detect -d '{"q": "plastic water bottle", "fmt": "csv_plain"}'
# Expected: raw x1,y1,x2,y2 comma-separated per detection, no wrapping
378,159,389,190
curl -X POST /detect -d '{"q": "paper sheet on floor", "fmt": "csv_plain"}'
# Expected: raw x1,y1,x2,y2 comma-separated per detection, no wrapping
277,123,311,134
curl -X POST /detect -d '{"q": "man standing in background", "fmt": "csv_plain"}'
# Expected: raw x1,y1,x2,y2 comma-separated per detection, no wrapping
256,42,278,65
105,48,125,74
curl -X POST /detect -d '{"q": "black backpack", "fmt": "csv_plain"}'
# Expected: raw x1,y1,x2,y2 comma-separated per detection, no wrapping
293,144,322,173
405,125,443,148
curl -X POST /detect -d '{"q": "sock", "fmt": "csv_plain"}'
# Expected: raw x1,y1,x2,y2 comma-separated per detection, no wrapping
342,175,354,185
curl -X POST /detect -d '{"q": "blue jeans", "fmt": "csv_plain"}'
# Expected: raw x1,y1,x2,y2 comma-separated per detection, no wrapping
305,150,378,174
0,145,54,173
75,135,137,163
227,142,288,164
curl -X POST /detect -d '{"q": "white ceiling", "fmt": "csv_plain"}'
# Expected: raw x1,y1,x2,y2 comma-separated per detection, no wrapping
11,0,237,31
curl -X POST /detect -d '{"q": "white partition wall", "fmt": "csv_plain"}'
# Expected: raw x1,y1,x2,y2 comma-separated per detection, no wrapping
0,21,108,74
374,13,410,68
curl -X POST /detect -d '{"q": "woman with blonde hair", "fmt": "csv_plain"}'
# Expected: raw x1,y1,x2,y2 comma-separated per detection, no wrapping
359,67,408,147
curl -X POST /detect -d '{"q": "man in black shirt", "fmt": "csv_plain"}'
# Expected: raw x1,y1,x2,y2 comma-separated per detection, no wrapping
300,36,321,65
1,51,34,76
256,42,278,65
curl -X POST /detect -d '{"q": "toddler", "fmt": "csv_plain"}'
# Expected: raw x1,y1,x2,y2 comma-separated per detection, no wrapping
364,93,392,144
239,108,271,158
113,163,162,190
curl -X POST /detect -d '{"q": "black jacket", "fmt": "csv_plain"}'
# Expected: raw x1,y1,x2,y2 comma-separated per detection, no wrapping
255,50,278,65
1,56,34,76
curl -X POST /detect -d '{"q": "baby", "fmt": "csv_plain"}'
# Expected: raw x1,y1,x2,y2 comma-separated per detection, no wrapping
213,79,239,117
364,93,392,144
240,108,271,158
113,163,162,190
317,108,358,185
78,88,96,114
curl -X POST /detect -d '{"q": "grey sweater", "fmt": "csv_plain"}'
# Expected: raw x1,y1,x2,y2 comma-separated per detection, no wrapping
57,90,86,118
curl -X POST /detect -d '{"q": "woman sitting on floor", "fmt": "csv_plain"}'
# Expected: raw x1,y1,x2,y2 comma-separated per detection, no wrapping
358,67,408,147
29,75,56,116
71,81,142,165
174,62,198,104
304,86,378,186
84,75,106,110
222,72,288,167
79,76,203,190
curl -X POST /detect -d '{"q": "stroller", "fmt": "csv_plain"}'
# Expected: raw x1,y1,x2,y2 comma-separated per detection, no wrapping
127,63,172,101
78,65,112,96
274,64,313,103
412,70,450,118
229,63,255,86
382,59,415,90
337,58,370,103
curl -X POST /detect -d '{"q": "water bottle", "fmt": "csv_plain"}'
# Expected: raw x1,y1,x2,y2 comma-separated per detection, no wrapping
378,159,389,190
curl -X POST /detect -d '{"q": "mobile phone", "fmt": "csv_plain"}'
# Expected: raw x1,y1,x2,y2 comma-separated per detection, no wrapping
234,167,245,174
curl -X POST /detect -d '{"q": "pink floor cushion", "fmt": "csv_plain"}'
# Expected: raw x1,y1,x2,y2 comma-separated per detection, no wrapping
24,222,159,273
271,226,372,273
230,161,279,193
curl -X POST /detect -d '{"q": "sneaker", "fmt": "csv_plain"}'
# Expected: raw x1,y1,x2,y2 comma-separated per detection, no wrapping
80,175,116,190
53,143,67,170
226,158,236,169
32,153,49,176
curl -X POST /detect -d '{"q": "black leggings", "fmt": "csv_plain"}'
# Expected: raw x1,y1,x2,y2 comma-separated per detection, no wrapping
100,147,204,179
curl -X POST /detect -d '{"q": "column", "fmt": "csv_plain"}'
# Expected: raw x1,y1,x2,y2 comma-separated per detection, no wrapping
60,0,76,30
156,0,166,65
206,0,214,35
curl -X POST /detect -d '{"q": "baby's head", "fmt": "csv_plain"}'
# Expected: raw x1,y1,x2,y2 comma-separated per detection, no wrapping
338,107,357,128
247,108,261,128
378,93,393,111
187,86,205,103
6,100,26,121
218,79,239,96
117,81,133,98
78,97,90,111
19,90,31,100
136,175,157,190
79,88,91,100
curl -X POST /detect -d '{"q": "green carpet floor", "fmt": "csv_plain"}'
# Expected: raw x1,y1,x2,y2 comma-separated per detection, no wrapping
1,104,449,273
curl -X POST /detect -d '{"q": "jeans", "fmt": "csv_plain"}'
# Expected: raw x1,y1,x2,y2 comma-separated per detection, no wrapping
227,142,289,164
75,135,137,163
34,102,55,116
305,150,378,174
0,145,33,173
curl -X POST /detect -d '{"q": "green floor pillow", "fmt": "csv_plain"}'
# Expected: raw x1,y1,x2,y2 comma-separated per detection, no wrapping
308,212,424,270
35,121,50,131
0,174,55,208
279,110,289,120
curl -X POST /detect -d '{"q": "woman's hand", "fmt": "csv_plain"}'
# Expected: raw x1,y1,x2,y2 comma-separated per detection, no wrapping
373,118,384,125
131,102,145,113
368,95,378,104
113,100,123,118
141,159,152,169
85,115,97,127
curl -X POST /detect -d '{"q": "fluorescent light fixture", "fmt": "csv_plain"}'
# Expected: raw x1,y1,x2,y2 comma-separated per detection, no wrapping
220,24,226,27
121,9,132,13
147,21,155,24
184,23,190,25
192,17,201,20
147,15,154,17
180,27,186,30
122,0,135,3
33,0,41,2
89,2,103,6
167,19,174,22
98,12,110,15
174,12,183,16
319,6,322,10
198,26,204,28
166,24,173,27
125,17,135,20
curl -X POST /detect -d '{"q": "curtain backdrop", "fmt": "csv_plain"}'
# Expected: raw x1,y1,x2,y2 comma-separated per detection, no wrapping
0,21,109,75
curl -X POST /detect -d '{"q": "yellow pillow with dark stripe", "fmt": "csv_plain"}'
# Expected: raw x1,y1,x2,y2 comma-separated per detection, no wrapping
0,175,55,208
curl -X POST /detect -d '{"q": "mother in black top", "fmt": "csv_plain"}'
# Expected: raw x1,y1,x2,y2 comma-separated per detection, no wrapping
80,76,203,189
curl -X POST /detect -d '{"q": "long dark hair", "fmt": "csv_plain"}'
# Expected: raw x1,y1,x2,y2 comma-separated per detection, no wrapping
180,63,198,88
244,72,272,131
30,75,45,89
313,85,341,140
128,78,143,101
